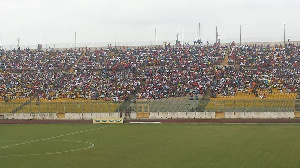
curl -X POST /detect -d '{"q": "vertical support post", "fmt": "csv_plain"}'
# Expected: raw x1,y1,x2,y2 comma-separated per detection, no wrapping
182,28,184,46
90,102,92,119
56,103,58,114
17,37,20,49
155,28,157,46
75,31,77,49
216,26,218,44
240,25,242,46
82,102,84,114
64,101,66,113
283,23,286,45
115,30,117,47
108,102,111,113
199,23,201,38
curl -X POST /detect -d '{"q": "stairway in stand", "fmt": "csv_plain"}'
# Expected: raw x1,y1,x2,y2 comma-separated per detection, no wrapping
69,50,86,73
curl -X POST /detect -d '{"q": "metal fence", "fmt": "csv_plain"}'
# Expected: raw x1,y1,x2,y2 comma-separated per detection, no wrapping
0,101,122,113
205,99,296,112
0,99,298,114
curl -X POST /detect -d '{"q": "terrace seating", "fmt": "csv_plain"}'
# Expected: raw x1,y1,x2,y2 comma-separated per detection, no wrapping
132,97,200,113
12,98,121,113
205,90,296,112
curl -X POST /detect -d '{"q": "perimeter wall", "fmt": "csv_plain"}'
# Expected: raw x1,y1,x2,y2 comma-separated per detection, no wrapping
0,112,296,120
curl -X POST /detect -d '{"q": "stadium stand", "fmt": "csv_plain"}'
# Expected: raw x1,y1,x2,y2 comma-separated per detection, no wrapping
0,42,299,113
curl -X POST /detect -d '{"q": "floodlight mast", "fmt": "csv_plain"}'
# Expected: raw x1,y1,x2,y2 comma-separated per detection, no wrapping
17,37,20,48
155,28,157,46
215,26,218,44
115,30,117,47
240,25,242,46
198,23,201,39
283,23,286,45
182,28,184,46
75,31,77,49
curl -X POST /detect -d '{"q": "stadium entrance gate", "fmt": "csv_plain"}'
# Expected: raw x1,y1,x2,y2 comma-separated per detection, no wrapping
294,112,300,118
215,112,225,118
56,102,66,119
136,104,150,118
57,113,65,119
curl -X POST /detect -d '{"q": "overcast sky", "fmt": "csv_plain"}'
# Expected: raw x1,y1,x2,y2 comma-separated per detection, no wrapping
0,0,299,46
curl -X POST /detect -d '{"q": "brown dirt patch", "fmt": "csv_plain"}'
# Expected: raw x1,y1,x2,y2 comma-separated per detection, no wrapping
1,118,300,124
0,119,92,124
125,118,300,124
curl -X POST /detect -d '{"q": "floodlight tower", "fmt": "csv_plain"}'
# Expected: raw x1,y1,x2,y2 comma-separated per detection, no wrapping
283,23,286,45
17,37,20,48
240,25,242,46
75,31,77,48
115,30,117,47
198,23,201,39
182,28,184,46
176,33,180,46
155,28,157,45
215,26,218,44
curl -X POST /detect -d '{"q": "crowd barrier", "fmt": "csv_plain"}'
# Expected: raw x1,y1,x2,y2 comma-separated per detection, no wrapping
0,99,298,113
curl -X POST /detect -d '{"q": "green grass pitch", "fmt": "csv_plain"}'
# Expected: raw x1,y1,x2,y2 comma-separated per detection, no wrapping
1,123,300,168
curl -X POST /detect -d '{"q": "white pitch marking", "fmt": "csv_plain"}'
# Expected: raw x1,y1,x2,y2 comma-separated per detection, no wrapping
0,126,106,157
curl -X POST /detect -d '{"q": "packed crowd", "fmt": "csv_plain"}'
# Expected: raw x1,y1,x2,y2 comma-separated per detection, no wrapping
225,43,300,96
0,48,82,72
0,43,299,101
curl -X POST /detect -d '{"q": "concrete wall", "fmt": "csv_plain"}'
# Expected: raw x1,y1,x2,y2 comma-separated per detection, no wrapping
65,113,120,120
225,112,294,118
148,112,215,119
3,113,57,120
0,112,296,120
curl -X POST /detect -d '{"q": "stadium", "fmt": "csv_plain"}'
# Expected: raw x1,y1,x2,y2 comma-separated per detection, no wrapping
1,40,300,167
0,42,299,120
2,0,300,167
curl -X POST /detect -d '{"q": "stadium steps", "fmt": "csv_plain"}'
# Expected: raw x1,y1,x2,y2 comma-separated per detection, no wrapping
132,97,199,113
10,97,36,114
296,100,300,112
69,50,86,73
196,88,211,112
117,100,132,113
221,49,230,66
